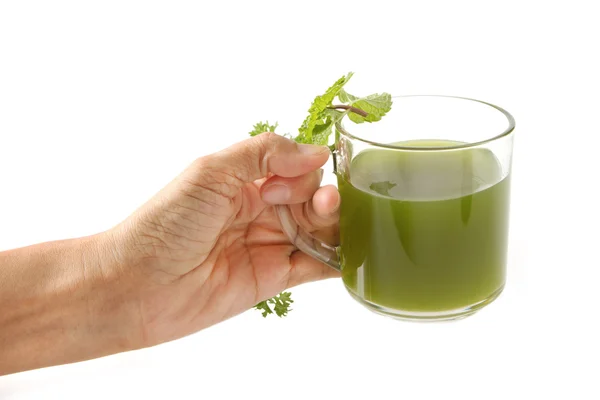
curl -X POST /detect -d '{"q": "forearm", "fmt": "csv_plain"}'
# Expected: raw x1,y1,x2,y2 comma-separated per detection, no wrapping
0,233,141,376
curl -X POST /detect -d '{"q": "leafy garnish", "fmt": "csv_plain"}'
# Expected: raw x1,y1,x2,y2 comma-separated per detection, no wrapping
295,72,354,145
338,89,392,123
251,72,393,317
255,292,294,318
369,181,397,196
249,121,278,137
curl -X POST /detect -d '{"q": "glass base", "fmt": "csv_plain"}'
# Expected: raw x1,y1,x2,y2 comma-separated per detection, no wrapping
346,285,505,322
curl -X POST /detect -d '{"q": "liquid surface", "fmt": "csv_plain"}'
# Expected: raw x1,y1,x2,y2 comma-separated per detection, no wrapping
338,140,510,312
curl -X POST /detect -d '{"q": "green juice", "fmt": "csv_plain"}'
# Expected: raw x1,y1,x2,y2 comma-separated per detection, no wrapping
338,140,510,315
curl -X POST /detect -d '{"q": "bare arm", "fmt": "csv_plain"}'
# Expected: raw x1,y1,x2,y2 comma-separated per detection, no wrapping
0,134,338,376
0,234,140,375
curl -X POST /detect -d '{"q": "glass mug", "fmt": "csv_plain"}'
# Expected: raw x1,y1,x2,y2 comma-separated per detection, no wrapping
277,96,515,321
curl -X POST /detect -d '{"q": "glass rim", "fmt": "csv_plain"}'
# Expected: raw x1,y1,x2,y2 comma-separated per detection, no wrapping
335,95,516,151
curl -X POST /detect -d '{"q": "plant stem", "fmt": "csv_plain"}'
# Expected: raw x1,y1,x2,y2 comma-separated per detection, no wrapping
328,104,369,117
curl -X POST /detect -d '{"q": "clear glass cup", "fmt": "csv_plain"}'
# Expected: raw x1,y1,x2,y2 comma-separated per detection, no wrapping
277,95,515,321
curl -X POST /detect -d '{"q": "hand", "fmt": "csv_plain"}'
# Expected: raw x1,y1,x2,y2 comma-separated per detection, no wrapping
109,133,340,347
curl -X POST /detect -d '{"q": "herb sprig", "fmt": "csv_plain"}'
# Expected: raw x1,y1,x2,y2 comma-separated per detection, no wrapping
250,72,392,317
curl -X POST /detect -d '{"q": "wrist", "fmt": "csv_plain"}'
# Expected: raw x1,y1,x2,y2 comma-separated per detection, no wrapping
85,230,146,352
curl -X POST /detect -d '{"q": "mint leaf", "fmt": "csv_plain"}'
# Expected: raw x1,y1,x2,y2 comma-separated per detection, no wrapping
307,110,335,146
338,89,392,123
369,181,397,196
296,72,354,144
249,121,278,137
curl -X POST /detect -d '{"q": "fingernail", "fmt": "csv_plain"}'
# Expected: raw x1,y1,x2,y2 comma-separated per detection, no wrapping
331,195,341,213
262,184,291,204
318,168,324,180
298,144,328,155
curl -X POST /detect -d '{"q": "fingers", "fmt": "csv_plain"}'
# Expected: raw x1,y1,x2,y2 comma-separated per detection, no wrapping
260,169,324,205
198,133,330,190
260,169,340,226
311,185,341,221
290,184,340,232
260,171,340,244
286,250,341,289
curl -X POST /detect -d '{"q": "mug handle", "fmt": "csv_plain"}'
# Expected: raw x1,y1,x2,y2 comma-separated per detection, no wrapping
275,204,341,271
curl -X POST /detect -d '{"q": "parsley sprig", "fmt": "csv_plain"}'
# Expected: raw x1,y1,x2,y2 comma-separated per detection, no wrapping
255,292,294,318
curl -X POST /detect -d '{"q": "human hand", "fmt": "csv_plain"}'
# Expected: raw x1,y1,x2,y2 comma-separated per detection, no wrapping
107,132,340,348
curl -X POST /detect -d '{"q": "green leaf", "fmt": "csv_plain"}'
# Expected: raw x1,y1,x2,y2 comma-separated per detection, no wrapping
338,89,392,123
249,72,393,319
254,292,293,318
271,292,294,317
296,72,354,144
249,121,278,137
254,300,274,318
369,181,397,196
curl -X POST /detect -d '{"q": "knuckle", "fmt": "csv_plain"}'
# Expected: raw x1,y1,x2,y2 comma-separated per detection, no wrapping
253,132,278,177
257,131,279,145
186,155,242,199
255,132,277,157
256,131,290,155
190,154,212,174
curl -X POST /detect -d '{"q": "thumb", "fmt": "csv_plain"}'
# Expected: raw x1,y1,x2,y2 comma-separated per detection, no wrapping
192,132,330,196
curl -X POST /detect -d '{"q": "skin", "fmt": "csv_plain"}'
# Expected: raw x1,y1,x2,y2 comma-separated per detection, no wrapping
0,133,341,376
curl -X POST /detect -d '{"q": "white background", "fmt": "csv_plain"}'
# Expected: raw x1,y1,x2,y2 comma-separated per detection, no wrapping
1,1,599,399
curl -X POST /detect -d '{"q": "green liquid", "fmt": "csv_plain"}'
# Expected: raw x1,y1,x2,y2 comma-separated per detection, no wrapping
338,140,510,312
